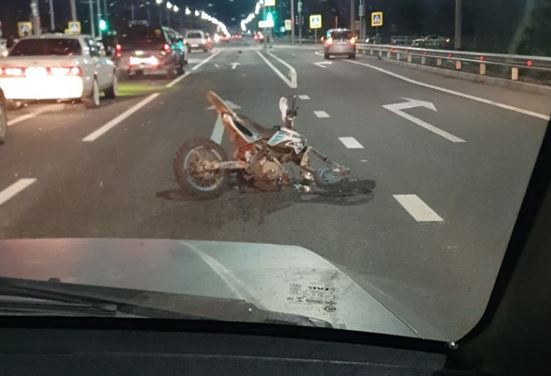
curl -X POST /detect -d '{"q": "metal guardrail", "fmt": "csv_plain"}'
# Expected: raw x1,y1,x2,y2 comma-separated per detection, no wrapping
356,44,551,82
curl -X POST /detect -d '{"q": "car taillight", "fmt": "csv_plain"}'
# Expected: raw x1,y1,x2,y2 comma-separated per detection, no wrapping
115,43,122,57
325,37,333,46
349,37,356,45
0,67,25,77
49,66,82,77
163,43,171,52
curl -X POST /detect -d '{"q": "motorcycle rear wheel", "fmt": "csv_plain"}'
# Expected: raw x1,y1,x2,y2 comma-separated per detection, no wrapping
173,138,228,199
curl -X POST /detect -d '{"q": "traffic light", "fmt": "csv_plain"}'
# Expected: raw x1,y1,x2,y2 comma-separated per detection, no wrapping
99,19,109,32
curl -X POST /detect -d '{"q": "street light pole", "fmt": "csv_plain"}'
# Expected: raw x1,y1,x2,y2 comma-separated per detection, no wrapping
359,0,365,41
454,0,462,50
49,0,55,31
130,0,135,21
297,0,302,44
290,0,295,44
350,0,354,30
96,0,102,38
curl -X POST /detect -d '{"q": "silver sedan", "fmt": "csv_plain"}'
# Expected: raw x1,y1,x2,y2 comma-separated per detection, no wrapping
324,29,356,59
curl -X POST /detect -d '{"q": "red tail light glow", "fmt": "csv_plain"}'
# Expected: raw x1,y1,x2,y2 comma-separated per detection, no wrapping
349,37,356,45
163,43,171,52
325,37,333,46
49,66,83,77
115,43,122,58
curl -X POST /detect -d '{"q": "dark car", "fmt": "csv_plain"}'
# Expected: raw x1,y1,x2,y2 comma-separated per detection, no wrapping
117,25,188,79
0,87,6,144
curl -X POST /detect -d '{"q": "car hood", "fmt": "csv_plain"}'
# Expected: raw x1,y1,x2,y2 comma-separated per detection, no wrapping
0,239,418,337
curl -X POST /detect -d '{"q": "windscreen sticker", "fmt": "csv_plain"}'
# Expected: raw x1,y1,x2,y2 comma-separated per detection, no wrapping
287,283,338,312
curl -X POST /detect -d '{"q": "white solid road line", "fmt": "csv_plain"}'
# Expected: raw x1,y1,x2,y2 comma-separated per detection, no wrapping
7,104,63,127
394,194,444,223
339,137,364,149
165,71,191,88
82,93,160,142
0,178,37,207
255,50,298,89
8,113,36,127
345,59,550,122
314,111,330,118
191,50,221,72
314,51,324,57
298,95,311,100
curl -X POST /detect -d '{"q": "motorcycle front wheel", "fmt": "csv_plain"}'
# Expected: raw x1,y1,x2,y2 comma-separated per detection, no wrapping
173,138,228,199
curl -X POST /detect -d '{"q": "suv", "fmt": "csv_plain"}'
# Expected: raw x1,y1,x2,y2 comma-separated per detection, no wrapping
185,30,213,52
0,87,7,144
324,29,356,59
118,25,188,79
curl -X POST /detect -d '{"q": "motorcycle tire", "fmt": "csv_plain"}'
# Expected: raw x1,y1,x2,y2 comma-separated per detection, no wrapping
173,138,228,199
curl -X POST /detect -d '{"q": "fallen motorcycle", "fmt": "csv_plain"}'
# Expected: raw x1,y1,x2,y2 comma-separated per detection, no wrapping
173,91,375,199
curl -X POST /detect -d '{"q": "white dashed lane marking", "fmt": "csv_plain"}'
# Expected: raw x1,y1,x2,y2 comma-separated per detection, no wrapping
339,137,364,149
314,111,330,118
393,194,444,222
0,178,37,207
298,95,311,100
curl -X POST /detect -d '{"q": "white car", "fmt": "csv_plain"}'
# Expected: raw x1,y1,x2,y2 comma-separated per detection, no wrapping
0,34,117,109
185,30,213,52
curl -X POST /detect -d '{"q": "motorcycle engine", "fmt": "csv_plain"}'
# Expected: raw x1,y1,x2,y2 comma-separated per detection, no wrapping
250,151,284,190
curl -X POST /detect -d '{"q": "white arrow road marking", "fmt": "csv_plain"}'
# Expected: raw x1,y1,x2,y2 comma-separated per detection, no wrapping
83,93,160,142
339,137,364,149
394,194,444,222
207,100,241,111
298,95,311,100
231,62,241,70
314,61,332,68
346,59,550,122
314,111,330,118
255,50,298,89
383,97,466,143
314,51,324,56
0,178,37,207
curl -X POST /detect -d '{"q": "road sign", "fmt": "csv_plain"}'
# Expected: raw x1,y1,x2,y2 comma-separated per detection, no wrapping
264,0,276,6
284,19,292,31
353,20,361,31
17,22,32,37
309,14,322,29
371,12,383,27
67,21,81,35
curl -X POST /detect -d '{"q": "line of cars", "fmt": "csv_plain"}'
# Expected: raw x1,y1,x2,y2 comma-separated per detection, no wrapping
0,24,213,144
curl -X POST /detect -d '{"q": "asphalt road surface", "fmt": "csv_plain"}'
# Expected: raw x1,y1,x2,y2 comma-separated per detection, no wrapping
1,40,550,340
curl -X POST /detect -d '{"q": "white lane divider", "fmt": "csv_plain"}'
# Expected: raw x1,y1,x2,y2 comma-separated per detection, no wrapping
314,111,330,118
165,71,191,88
192,50,221,72
339,137,364,149
0,178,37,207
8,113,36,127
298,95,311,100
345,59,550,122
393,194,444,222
82,93,160,142
255,50,298,89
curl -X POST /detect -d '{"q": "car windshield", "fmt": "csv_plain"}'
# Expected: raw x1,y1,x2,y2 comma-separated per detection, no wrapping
330,30,354,39
0,0,549,344
9,38,81,56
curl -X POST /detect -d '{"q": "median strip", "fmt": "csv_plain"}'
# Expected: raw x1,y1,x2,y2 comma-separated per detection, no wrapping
255,50,298,89
0,178,37,207
82,93,160,142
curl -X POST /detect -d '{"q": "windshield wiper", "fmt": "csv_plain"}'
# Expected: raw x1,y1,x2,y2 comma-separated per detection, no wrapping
0,277,332,328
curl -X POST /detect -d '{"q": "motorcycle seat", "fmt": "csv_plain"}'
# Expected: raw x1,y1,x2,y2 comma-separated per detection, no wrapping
233,114,274,139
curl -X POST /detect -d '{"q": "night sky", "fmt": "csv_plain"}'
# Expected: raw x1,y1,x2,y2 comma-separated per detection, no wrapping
0,0,548,54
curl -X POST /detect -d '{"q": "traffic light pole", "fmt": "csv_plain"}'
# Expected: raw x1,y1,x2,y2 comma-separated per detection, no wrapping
30,0,41,36
48,0,55,31
97,0,103,38
298,0,302,44
88,0,95,38
359,0,365,41
70,0,77,21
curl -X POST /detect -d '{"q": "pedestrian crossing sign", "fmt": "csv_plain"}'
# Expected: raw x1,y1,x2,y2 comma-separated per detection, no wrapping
371,12,383,27
309,14,322,29
67,21,81,35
